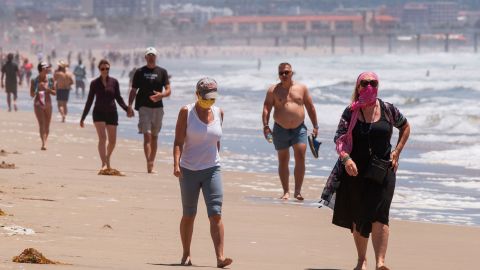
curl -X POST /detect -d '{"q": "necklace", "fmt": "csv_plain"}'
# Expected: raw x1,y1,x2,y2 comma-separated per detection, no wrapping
360,104,377,134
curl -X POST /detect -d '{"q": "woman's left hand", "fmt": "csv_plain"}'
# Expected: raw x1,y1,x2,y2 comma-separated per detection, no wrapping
391,149,400,173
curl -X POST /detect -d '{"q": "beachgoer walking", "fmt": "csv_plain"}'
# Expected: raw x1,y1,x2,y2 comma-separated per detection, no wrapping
74,59,87,98
262,62,319,200
127,47,171,173
321,72,410,270
1,53,21,112
54,60,74,122
173,77,232,268
80,59,128,172
30,61,55,150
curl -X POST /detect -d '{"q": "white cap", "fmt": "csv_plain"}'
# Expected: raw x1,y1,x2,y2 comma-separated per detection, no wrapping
145,47,158,56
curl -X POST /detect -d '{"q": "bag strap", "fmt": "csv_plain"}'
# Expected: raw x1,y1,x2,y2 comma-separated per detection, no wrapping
360,109,373,155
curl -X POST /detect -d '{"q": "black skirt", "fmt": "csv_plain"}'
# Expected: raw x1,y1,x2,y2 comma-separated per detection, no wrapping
333,168,396,238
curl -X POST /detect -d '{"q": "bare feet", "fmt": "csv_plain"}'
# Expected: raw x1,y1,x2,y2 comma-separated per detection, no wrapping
14,104,17,112
180,255,192,266
61,116,66,123
147,161,155,173
40,146,47,151
377,266,390,270
294,192,304,201
354,259,367,270
217,257,233,268
279,192,290,200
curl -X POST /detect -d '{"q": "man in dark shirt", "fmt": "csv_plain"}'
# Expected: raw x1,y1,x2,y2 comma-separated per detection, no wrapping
128,47,171,173
1,53,21,112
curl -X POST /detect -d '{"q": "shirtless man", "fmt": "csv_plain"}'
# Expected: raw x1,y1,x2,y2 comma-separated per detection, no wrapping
54,60,74,122
262,63,319,200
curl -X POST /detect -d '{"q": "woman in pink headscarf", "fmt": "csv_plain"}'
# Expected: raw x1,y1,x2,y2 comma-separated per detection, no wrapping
322,72,410,270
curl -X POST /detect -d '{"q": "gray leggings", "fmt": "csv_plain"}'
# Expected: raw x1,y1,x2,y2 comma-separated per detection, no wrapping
180,166,223,217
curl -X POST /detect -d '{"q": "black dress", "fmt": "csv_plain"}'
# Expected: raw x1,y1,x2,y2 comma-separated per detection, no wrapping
332,104,396,238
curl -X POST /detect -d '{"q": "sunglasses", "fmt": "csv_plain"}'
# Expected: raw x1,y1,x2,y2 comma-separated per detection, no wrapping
278,71,291,76
359,80,378,88
100,67,110,71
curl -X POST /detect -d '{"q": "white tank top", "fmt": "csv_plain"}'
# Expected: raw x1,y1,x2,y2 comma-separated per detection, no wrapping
180,103,222,171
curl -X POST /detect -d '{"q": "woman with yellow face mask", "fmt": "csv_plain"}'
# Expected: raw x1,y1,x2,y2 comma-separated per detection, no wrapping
173,77,232,268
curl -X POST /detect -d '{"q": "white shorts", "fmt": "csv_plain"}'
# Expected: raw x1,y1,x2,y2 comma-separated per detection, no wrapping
138,107,164,136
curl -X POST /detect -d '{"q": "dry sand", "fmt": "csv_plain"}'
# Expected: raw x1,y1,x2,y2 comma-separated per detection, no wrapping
0,111,479,270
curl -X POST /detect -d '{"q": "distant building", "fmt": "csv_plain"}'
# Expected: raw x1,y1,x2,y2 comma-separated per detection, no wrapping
92,0,159,18
402,3,429,29
458,11,480,27
402,1,460,29
428,2,459,27
56,17,105,39
208,14,398,35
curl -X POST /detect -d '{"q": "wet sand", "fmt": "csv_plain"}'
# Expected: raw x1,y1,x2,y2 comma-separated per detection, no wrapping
0,111,479,270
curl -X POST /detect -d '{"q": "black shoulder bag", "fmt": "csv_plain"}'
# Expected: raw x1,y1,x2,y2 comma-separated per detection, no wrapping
361,109,392,185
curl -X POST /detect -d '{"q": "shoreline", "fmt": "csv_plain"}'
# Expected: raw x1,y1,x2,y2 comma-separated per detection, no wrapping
0,111,479,269
6,88,480,227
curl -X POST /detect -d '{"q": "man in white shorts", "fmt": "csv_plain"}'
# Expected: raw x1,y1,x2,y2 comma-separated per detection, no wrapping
128,47,171,173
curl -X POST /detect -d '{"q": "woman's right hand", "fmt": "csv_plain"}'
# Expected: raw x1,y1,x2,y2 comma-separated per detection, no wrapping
173,165,181,178
80,121,84,128
344,159,358,176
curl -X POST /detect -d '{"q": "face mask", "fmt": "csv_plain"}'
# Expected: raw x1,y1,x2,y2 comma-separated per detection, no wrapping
358,85,377,107
197,96,215,109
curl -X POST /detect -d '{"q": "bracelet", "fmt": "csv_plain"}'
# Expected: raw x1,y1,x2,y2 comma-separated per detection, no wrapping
263,125,270,129
313,124,319,129
341,155,351,165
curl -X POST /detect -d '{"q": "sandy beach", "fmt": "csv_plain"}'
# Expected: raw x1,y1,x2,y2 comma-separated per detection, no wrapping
0,110,479,270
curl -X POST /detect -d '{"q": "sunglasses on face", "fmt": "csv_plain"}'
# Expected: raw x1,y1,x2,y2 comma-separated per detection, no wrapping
359,80,378,88
100,67,110,71
278,71,291,76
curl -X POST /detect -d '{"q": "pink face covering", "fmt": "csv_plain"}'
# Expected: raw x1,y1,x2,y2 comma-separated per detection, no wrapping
351,72,379,110
336,71,379,157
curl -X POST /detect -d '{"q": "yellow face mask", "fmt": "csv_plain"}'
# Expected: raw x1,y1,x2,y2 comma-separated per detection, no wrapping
197,95,215,109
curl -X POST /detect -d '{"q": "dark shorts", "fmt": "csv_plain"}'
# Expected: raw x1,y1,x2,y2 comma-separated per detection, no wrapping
272,122,308,150
93,110,119,126
56,89,70,101
5,82,17,94
76,80,85,89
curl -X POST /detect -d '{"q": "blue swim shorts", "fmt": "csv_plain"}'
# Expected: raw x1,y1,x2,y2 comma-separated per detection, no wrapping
272,122,308,150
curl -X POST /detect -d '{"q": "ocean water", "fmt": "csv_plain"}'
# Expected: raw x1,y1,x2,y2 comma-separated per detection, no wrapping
12,52,480,226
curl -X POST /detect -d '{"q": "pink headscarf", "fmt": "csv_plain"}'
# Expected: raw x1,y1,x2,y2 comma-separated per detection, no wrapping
336,72,379,157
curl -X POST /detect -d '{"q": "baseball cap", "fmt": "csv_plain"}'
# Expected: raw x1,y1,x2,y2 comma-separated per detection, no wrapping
37,61,51,72
145,47,158,56
196,77,218,99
